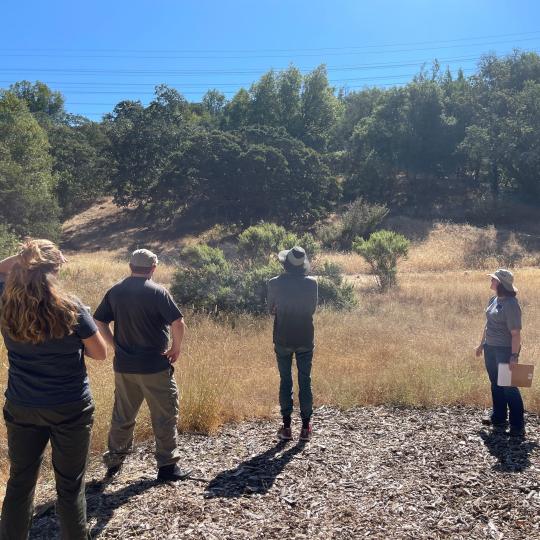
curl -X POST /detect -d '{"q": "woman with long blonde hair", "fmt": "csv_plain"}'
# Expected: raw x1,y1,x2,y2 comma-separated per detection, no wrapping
0,239,106,540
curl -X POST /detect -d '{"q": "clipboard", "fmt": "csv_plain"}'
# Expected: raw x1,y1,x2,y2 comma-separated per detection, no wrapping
497,363,535,387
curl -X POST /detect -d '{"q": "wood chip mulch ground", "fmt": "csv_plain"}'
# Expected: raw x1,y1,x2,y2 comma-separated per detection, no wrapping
29,406,539,539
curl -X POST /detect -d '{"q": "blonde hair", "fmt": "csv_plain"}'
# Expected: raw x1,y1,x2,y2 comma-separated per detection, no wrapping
0,239,79,344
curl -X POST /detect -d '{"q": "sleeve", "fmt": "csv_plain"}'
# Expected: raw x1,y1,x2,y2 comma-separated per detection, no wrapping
75,305,98,339
157,290,183,324
505,301,522,331
310,279,318,314
93,291,114,323
267,279,276,313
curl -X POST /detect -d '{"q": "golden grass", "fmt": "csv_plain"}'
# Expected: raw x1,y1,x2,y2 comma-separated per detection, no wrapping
1,239,540,496
321,222,540,275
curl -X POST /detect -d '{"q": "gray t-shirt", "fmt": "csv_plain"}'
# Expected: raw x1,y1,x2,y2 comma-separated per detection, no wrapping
267,273,318,349
94,277,183,373
485,296,522,347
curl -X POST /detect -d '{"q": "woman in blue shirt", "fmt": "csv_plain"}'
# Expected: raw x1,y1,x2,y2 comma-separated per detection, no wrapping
475,269,525,437
0,240,107,540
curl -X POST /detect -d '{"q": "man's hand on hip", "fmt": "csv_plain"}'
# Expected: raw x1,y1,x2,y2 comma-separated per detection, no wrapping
164,346,181,364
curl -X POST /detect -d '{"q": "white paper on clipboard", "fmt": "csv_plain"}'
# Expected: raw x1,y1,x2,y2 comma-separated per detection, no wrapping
497,363,512,386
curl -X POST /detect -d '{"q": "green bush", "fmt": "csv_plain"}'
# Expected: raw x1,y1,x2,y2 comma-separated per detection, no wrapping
317,198,388,250
237,223,297,262
316,260,357,309
0,224,19,260
171,229,354,313
171,245,234,312
171,244,282,314
237,222,319,262
353,230,409,291
233,260,282,313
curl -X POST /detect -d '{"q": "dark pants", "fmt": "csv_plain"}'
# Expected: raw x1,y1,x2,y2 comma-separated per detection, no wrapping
274,344,313,421
484,345,525,429
0,399,94,540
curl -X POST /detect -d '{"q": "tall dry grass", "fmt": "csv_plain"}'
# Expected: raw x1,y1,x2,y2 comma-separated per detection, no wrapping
322,222,540,275
1,243,540,496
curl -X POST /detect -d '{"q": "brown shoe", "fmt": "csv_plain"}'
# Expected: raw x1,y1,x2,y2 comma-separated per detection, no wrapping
299,424,312,441
277,426,292,441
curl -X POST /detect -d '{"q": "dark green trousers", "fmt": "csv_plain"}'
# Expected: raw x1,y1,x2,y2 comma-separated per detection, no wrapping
0,399,94,540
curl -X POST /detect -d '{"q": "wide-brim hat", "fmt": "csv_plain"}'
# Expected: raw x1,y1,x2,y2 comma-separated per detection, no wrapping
278,246,310,272
488,268,518,292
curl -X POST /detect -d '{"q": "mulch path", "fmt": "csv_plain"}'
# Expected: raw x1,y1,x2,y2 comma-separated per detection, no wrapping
29,406,540,539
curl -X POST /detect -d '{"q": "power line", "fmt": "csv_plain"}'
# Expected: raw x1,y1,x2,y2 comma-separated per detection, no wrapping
63,81,415,113
0,52,491,75
1,29,539,53
1,37,539,60
0,68,477,89
53,71,476,97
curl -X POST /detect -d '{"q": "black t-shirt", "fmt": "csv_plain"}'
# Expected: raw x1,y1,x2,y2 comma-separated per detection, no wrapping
0,280,97,407
94,277,183,374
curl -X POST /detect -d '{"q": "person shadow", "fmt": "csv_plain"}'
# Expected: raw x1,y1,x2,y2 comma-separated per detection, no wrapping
478,429,539,473
205,439,306,498
30,476,158,538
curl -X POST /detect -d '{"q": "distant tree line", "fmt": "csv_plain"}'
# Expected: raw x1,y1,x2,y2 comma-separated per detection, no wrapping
1,50,540,242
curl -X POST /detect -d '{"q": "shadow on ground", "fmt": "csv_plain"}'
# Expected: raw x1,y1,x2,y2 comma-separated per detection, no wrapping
204,440,306,498
30,477,158,538
478,429,539,472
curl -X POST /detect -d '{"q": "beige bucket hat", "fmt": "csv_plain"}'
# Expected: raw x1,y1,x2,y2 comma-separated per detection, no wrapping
488,268,518,292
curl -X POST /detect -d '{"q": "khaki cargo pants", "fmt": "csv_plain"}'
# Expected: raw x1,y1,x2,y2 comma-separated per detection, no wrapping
103,368,180,469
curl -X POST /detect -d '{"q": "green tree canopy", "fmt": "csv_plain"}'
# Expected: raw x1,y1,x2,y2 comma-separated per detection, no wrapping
0,92,60,238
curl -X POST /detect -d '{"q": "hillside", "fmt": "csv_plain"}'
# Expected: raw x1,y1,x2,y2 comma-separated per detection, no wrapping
61,197,239,258
28,406,539,539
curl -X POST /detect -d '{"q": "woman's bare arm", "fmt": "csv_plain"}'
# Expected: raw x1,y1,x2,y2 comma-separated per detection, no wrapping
83,332,107,360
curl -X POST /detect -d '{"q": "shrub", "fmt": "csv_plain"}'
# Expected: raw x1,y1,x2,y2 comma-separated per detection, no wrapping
238,222,319,262
0,225,19,260
233,260,282,313
353,230,409,291
317,198,388,250
237,223,297,262
172,244,282,314
171,245,234,312
316,261,357,309
172,230,352,313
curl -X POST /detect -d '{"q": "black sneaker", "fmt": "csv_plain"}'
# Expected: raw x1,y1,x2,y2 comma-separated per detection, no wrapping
106,464,122,478
508,426,525,438
157,464,192,482
482,417,507,428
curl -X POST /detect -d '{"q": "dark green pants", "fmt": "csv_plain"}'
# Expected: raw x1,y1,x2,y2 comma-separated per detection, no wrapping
274,344,314,421
0,399,94,540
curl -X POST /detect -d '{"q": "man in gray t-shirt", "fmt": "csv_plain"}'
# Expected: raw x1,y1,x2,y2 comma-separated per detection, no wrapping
94,249,190,482
267,246,318,442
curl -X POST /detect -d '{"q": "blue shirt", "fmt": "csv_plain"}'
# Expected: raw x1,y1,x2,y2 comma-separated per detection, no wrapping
0,280,97,407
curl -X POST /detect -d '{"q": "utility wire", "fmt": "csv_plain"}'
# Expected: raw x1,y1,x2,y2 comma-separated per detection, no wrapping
1,29,539,53
0,53,494,75
2,37,539,60
0,68,477,90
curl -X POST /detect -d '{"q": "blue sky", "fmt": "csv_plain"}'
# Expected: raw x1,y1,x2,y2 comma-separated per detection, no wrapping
1,0,539,119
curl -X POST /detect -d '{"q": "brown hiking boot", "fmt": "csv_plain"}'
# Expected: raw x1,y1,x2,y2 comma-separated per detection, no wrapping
277,426,293,441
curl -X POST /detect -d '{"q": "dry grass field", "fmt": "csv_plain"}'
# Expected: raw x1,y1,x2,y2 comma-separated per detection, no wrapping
1,222,540,498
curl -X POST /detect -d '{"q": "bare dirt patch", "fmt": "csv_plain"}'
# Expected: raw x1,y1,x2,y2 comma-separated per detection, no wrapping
29,406,539,539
